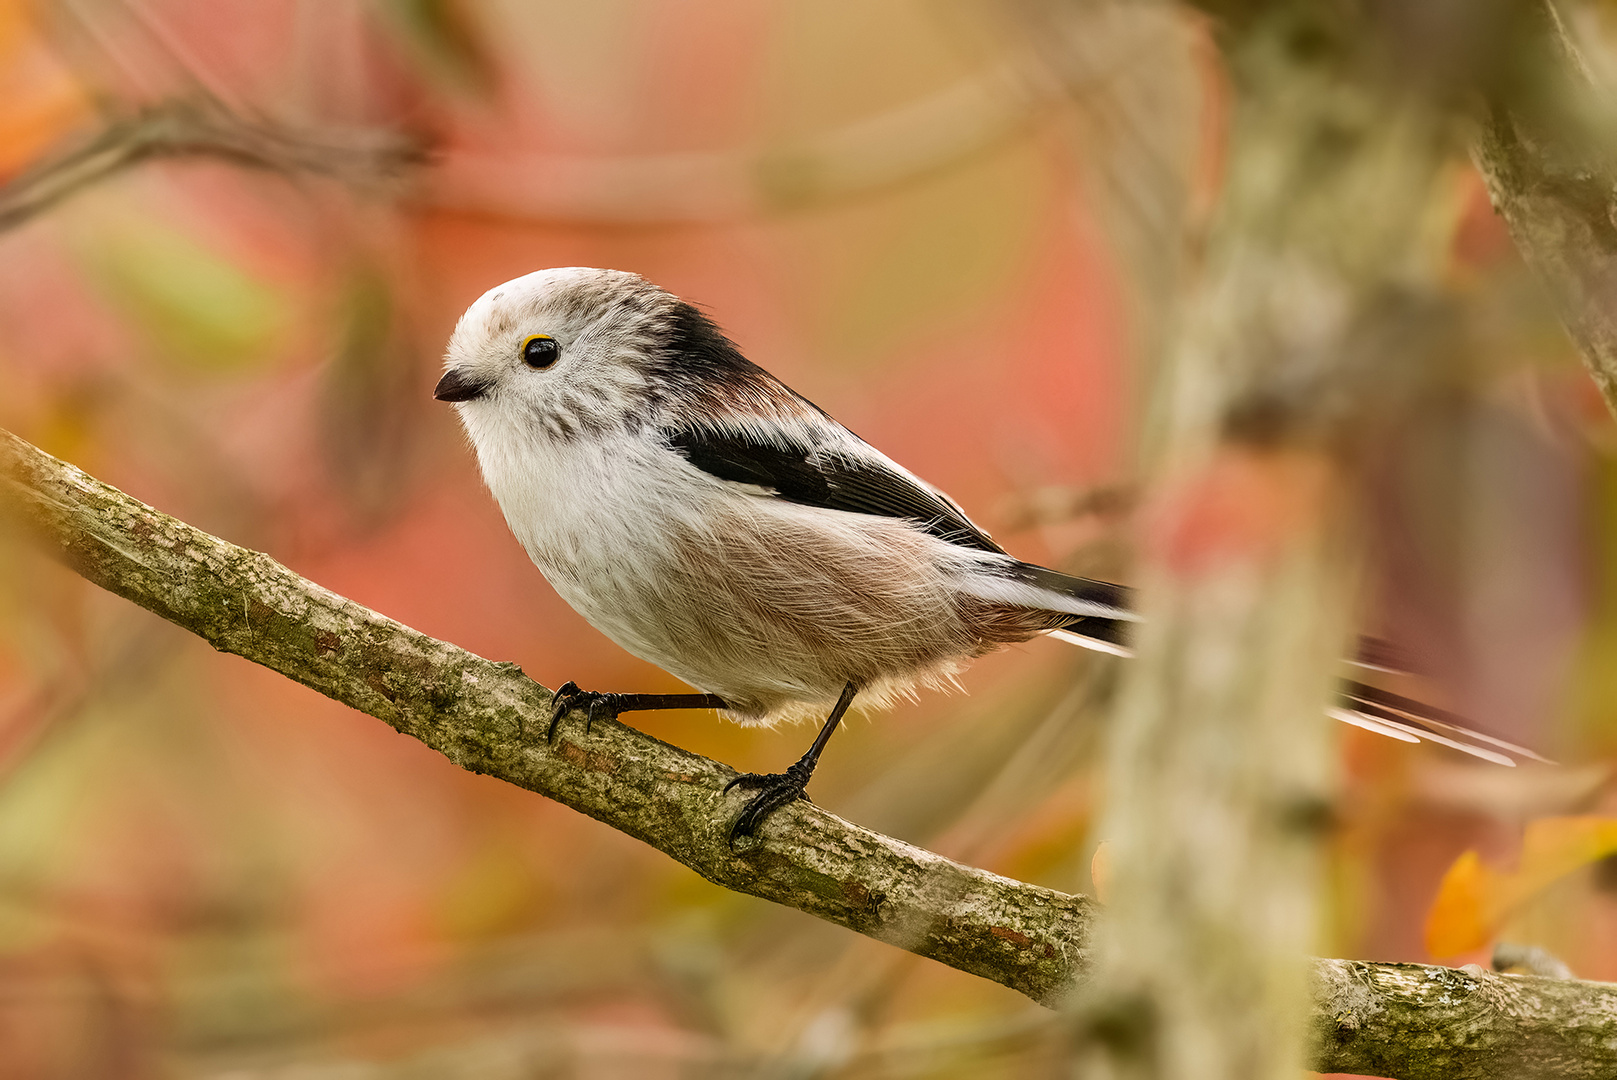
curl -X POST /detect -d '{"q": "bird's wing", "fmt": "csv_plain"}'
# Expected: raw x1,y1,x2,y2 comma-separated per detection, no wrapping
662,410,1546,766
664,419,1006,553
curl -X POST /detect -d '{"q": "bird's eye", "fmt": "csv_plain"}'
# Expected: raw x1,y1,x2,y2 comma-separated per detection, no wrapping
521,334,560,369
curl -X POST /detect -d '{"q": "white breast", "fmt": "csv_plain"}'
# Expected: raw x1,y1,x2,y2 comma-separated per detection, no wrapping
466,415,687,629
461,411,757,689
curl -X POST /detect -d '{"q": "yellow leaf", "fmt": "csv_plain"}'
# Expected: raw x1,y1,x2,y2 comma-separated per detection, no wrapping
1518,816,1617,893
1424,816,1617,959
75,213,288,370
1423,850,1501,957
0,0,91,176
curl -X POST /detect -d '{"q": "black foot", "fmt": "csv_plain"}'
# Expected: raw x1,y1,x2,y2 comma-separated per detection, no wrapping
724,760,814,842
547,682,625,741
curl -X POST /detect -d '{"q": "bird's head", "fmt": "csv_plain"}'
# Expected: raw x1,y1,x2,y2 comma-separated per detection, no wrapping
436,266,689,441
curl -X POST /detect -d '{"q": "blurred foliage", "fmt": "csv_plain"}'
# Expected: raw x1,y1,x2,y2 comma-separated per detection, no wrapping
73,208,288,369
377,0,498,93
1426,816,1617,958
0,0,86,176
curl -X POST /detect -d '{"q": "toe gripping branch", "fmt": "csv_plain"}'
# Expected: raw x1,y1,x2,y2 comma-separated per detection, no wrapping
546,682,622,741
545,681,727,741
542,678,859,845
725,758,816,842
724,682,858,844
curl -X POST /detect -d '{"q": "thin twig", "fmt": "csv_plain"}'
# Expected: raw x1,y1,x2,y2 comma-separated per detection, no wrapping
0,96,425,233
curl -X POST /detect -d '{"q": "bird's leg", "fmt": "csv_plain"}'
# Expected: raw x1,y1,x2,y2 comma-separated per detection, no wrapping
725,682,857,843
545,682,727,741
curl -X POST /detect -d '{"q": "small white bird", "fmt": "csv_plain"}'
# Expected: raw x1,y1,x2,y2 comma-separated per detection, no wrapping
436,267,1543,839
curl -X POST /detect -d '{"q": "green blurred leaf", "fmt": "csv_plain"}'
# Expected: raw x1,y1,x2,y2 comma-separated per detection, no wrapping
76,213,287,371
376,0,497,93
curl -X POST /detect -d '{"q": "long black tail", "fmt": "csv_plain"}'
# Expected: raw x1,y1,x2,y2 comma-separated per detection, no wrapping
1022,563,1547,766
1332,678,1550,765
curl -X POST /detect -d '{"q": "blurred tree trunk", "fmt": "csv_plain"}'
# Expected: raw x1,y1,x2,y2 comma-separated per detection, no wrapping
1074,5,1458,1078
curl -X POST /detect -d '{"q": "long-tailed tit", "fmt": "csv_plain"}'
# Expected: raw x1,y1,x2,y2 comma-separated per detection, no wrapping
436,268,1544,840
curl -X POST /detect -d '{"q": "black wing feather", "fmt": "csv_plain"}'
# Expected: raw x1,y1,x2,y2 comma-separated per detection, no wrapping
667,425,1005,553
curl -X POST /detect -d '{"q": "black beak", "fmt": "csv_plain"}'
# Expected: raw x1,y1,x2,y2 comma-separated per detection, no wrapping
434,368,490,402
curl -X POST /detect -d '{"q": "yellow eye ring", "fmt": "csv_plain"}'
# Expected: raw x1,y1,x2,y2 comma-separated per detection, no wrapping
521,334,560,370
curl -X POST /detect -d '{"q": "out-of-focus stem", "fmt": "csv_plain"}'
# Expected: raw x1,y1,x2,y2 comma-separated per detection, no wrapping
1074,9,1458,1079
1473,10,1617,418
0,96,422,233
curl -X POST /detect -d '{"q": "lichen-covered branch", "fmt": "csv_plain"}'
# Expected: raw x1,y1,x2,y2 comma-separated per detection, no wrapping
0,96,423,232
3,427,1616,1077
1310,958,1617,1080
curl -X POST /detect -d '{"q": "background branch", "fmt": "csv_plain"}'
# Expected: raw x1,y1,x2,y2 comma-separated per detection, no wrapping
0,95,424,232
1471,2,1617,417
3,430,1616,1077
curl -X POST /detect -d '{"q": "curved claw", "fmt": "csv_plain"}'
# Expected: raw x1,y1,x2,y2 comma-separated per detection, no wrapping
547,682,623,741
547,681,580,742
725,763,813,843
721,773,758,796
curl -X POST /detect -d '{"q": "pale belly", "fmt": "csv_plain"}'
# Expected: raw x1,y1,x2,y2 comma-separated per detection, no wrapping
482,440,977,723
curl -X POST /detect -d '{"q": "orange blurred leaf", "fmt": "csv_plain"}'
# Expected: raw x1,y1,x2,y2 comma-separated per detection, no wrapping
1424,816,1617,958
1518,816,1617,886
1423,850,1502,957
0,0,91,177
